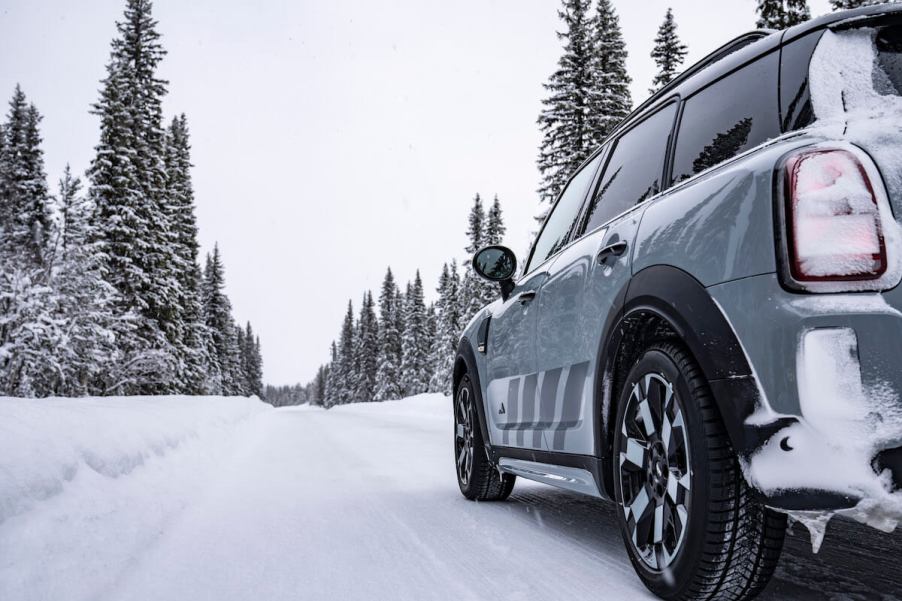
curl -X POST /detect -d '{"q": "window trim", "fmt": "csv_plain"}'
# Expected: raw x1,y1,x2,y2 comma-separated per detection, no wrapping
575,98,680,239
521,148,606,278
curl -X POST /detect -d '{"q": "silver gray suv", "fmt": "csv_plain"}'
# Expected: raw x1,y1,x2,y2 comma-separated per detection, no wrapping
453,6,902,601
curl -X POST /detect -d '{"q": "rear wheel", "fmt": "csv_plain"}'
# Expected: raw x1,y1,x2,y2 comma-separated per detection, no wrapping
454,374,515,501
613,342,787,601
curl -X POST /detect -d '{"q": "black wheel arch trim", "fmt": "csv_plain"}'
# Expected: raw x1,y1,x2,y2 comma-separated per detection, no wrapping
455,335,492,455
594,265,791,499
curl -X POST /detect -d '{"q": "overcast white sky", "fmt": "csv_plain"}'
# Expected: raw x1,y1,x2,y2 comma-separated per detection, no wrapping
0,0,833,385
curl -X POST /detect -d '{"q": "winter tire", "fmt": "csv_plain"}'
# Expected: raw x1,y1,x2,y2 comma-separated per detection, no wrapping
613,342,787,601
455,374,515,501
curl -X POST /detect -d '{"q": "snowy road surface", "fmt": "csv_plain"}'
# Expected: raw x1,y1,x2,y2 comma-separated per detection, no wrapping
3,395,902,601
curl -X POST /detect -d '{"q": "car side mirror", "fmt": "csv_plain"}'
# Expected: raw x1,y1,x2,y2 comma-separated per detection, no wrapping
472,245,517,301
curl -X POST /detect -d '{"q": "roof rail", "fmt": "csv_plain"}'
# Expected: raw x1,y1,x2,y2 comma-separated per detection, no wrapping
629,30,773,118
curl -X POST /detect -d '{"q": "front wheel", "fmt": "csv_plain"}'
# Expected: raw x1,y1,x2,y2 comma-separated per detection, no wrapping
454,374,515,501
613,343,787,601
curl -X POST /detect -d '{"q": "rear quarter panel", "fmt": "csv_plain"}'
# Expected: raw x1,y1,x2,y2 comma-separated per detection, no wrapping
632,138,819,284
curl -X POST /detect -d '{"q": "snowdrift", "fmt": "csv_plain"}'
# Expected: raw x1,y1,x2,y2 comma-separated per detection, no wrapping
0,395,268,600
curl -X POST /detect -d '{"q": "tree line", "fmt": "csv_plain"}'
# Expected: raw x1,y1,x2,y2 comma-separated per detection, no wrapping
0,0,263,398
275,195,503,408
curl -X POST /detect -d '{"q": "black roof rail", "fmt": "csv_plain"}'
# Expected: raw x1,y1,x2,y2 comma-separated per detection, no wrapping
629,30,774,118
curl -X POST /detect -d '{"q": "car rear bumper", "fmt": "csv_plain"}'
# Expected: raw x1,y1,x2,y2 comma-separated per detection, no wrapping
708,273,902,517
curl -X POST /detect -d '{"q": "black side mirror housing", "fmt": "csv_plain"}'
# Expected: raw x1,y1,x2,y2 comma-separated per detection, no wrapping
472,245,517,301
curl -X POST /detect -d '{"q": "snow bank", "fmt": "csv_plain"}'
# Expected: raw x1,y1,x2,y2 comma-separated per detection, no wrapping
0,395,267,523
0,395,268,601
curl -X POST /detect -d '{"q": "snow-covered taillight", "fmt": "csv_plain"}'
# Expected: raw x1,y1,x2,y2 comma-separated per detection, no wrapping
784,149,887,283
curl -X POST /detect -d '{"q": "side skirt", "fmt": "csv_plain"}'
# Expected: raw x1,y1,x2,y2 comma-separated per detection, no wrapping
490,446,612,501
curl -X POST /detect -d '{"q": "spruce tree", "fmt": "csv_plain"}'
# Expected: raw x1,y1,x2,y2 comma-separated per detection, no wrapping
480,195,507,307
58,171,138,398
55,165,85,260
650,8,688,94
251,333,264,397
241,322,264,397
0,86,51,266
202,245,241,394
0,89,59,396
588,0,632,146
423,301,437,388
164,114,207,393
323,341,339,408
756,0,811,29
400,271,429,396
429,260,462,395
335,301,356,404
461,194,493,323
88,0,178,393
374,268,404,401
354,291,379,401
484,195,506,246
537,0,595,206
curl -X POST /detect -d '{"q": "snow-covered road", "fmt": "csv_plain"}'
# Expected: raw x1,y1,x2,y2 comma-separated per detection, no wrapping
3,395,901,600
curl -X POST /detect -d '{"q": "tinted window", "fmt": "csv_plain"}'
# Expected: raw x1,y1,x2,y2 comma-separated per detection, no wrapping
780,31,823,133
671,52,780,184
525,153,603,273
876,25,902,96
582,103,676,233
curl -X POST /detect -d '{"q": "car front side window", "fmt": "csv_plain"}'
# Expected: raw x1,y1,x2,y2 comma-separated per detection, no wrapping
581,102,677,235
524,152,603,275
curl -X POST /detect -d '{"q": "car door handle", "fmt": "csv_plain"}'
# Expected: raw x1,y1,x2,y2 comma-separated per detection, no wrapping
516,290,537,305
597,241,628,265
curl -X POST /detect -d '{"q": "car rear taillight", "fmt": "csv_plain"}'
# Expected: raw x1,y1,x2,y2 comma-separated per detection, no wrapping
784,149,887,283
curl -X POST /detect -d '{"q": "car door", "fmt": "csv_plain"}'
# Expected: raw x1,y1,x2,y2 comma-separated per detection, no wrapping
484,151,604,451
535,101,679,454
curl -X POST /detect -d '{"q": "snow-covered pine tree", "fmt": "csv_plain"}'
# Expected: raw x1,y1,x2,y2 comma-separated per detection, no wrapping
326,300,355,404
400,271,429,396
460,194,494,323
484,195,506,247
0,86,51,266
353,291,379,402
756,0,811,29
428,260,462,395
588,0,632,147
202,245,242,394
480,195,507,307
240,322,264,397
88,0,179,394
0,88,58,396
323,341,339,408
310,364,327,406
227,321,245,395
373,268,404,401
466,193,485,253
164,113,209,393
41,166,128,396
252,333,264,397
236,325,248,394
55,165,85,260
537,0,595,207
650,8,688,94
423,301,437,389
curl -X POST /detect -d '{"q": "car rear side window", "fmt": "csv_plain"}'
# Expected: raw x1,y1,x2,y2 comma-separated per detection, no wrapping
525,152,603,274
581,103,677,234
671,52,780,184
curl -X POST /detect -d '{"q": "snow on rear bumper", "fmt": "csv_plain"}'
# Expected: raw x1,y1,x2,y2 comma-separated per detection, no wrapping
708,274,902,525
